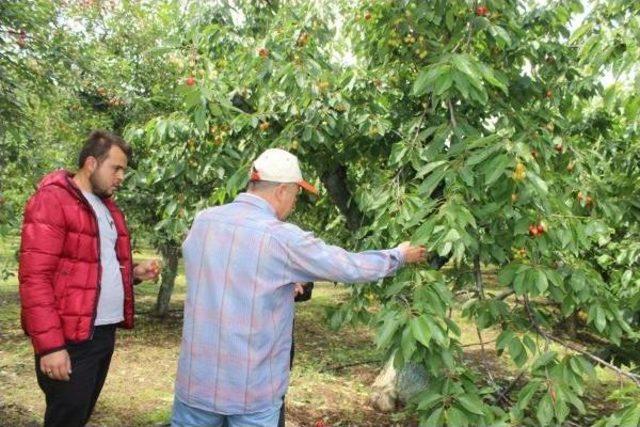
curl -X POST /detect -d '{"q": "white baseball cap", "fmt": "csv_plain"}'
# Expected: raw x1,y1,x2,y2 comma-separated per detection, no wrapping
250,148,318,194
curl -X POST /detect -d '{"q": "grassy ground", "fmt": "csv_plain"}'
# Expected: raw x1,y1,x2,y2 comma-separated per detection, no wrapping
0,237,631,426
0,238,396,426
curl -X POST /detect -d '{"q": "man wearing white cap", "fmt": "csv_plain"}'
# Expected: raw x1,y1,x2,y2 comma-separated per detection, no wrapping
171,148,426,426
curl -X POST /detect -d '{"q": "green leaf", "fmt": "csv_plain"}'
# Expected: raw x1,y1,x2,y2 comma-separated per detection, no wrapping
302,126,312,142
465,143,500,166
401,325,417,361
618,403,640,426
443,228,461,243
508,337,528,367
483,154,510,186
426,317,447,346
422,407,443,427
528,172,548,194
556,399,570,423
531,351,557,371
447,406,469,427
451,54,479,79
496,330,515,350
417,391,443,411
478,62,508,95
569,22,593,45
411,316,432,348
595,306,607,333
444,317,461,337
621,270,632,287
413,219,435,245
456,394,485,415
523,335,538,355
516,381,540,412
535,269,549,294
498,264,519,286
489,24,512,47
513,268,528,295
433,71,454,96
536,394,554,426
418,168,448,197
416,160,448,179
376,314,401,350
413,64,450,97
388,142,408,166
193,107,207,132
413,68,432,97
566,389,586,414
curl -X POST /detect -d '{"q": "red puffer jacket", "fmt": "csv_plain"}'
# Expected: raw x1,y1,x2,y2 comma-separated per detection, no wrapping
19,170,135,356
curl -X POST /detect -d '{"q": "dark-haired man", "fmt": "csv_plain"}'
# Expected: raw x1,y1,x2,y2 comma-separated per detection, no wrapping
19,130,160,427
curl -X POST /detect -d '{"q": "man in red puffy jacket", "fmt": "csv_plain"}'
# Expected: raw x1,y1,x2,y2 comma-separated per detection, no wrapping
19,130,160,427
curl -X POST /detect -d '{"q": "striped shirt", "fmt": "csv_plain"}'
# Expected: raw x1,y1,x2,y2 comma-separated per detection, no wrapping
175,193,405,414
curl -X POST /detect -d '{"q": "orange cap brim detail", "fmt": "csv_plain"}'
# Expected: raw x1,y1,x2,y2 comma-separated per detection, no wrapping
298,180,318,195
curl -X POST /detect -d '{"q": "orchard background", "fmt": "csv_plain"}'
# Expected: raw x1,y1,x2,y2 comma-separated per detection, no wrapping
1,1,640,426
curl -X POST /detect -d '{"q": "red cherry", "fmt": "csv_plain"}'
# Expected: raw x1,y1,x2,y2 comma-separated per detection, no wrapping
475,6,488,16
185,76,196,86
529,225,539,237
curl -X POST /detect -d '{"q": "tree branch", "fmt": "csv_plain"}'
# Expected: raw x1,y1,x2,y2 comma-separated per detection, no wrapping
461,338,497,348
496,289,515,300
320,358,383,372
523,296,640,388
447,99,458,128
494,371,525,406
474,255,486,353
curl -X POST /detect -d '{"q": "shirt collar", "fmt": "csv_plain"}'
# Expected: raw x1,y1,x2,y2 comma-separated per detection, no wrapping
234,192,277,217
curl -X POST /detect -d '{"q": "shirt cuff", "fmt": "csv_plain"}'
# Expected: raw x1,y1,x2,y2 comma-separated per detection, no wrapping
391,247,405,267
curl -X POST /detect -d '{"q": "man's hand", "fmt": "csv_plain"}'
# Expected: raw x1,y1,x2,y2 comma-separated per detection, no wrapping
134,259,161,282
397,241,427,264
40,349,72,381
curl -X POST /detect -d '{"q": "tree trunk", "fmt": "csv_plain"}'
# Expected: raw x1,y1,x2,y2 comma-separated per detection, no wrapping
154,244,180,317
319,162,449,269
320,163,363,231
566,310,579,339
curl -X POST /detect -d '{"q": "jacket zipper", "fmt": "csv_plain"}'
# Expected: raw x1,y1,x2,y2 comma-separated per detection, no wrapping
72,185,102,341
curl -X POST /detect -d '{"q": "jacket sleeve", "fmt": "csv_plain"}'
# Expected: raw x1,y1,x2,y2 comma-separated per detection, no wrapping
276,226,405,285
18,188,67,355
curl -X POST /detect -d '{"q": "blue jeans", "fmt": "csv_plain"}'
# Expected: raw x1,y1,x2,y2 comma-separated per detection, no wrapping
171,397,282,427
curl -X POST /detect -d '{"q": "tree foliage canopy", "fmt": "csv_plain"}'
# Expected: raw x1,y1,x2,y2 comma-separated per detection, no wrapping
2,1,640,425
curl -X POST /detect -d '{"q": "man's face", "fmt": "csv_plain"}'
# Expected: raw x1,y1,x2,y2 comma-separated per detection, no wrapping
88,146,128,198
277,183,300,220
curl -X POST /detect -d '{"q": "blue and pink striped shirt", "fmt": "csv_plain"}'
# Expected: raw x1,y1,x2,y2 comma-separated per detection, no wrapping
175,193,405,414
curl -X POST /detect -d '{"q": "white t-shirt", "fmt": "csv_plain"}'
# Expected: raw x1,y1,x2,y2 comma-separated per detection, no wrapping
83,192,125,326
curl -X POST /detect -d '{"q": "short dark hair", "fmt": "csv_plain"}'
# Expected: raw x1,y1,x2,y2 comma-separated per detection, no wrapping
77,130,132,169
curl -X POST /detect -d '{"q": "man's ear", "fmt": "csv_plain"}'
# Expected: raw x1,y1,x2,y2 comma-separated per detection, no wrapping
85,156,98,173
275,183,288,200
